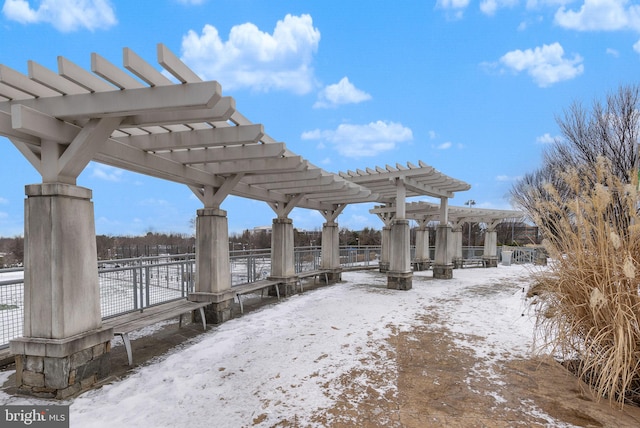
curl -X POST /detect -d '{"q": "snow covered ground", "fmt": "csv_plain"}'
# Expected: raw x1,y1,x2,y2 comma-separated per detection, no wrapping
0,264,548,427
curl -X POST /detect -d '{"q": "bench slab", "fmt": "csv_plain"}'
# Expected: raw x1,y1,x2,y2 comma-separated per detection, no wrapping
103,299,210,365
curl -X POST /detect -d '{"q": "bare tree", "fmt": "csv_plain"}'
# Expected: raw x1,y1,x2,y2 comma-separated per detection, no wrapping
511,84,640,232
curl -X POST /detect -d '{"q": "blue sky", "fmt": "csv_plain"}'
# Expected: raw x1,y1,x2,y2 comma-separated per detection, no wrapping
0,0,638,237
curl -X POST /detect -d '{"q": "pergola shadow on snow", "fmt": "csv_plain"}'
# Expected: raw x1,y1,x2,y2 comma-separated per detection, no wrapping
0,44,469,397
371,201,523,275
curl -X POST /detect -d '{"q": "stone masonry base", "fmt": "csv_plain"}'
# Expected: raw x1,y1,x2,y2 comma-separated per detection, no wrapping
14,342,110,399
433,264,454,279
387,272,413,290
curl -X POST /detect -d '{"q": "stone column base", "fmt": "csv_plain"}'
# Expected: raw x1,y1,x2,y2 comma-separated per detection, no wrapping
320,269,342,284
483,257,498,268
268,276,299,297
379,262,390,273
189,292,234,324
433,264,454,279
10,329,113,399
412,259,431,272
388,271,413,290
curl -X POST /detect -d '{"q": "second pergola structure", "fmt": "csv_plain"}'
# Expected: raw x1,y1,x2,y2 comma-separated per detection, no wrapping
371,201,524,277
341,165,470,286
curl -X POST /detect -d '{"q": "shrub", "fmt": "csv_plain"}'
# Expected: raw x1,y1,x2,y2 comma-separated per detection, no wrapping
531,157,640,406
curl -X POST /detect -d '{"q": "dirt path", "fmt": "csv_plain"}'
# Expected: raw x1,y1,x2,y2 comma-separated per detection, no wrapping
303,307,640,427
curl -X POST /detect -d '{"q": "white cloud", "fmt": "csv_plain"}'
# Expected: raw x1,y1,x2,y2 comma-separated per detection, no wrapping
554,0,640,32
436,0,470,19
536,133,558,143
496,175,522,182
634,39,640,54
2,0,117,32
526,0,573,9
180,14,321,94
313,77,371,108
480,0,518,16
606,47,620,57
499,42,584,87
301,121,413,158
428,130,438,139
437,142,453,150
92,164,124,182
0,197,8,204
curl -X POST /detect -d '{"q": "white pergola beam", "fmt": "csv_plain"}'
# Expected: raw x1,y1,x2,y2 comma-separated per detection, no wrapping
7,81,222,119
157,43,202,84
115,124,264,151
120,96,234,127
91,53,145,90
123,47,173,87
204,156,305,175
0,82,33,100
240,168,322,184
58,116,123,179
28,61,88,95
0,65,61,98
58,56,116,93
259,175,334,190
166,143,286,165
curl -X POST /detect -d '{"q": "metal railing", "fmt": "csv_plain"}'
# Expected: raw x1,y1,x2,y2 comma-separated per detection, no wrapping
0,277,23,351
99,254,195,319
11,244,547,349
501,246,540,264
340,246,380,268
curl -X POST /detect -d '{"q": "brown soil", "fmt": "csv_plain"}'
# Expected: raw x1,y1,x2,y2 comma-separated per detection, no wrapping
300,313,640,428
4,284,640,427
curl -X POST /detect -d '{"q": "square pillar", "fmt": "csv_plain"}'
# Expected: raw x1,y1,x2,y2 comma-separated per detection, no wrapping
482,229,499,268
379,226,391,273
189,208,233,324
269,217,297,294
10,183,111,398
451,226,463,268
413,228,430,271
388,219,412,290
320,222,341,283
433,224,454,279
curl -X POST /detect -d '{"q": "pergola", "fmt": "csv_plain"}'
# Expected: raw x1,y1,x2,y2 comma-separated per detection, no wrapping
340,163,470,283
0,44,470,396
370,201,524,271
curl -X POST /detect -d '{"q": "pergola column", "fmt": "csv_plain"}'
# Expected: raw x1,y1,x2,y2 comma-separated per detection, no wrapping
413,219,430,271
388,179,412,290
267,195,303,295
482,220,500,268
319,204,346,283
433,197,454,279
189,179,242,324
451,222,464,269
374,209,394,273
189,208,233,323
11,183,112,398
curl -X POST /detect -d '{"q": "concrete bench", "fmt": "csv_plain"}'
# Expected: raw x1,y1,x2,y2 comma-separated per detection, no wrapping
296,269,330,291
233,279,282,314
103,299,209,366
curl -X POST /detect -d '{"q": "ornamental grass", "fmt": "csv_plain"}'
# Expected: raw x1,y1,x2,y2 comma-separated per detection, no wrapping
530,157,640,406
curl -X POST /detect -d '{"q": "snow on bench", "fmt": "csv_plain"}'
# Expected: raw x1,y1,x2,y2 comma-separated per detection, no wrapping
103,299,209,365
